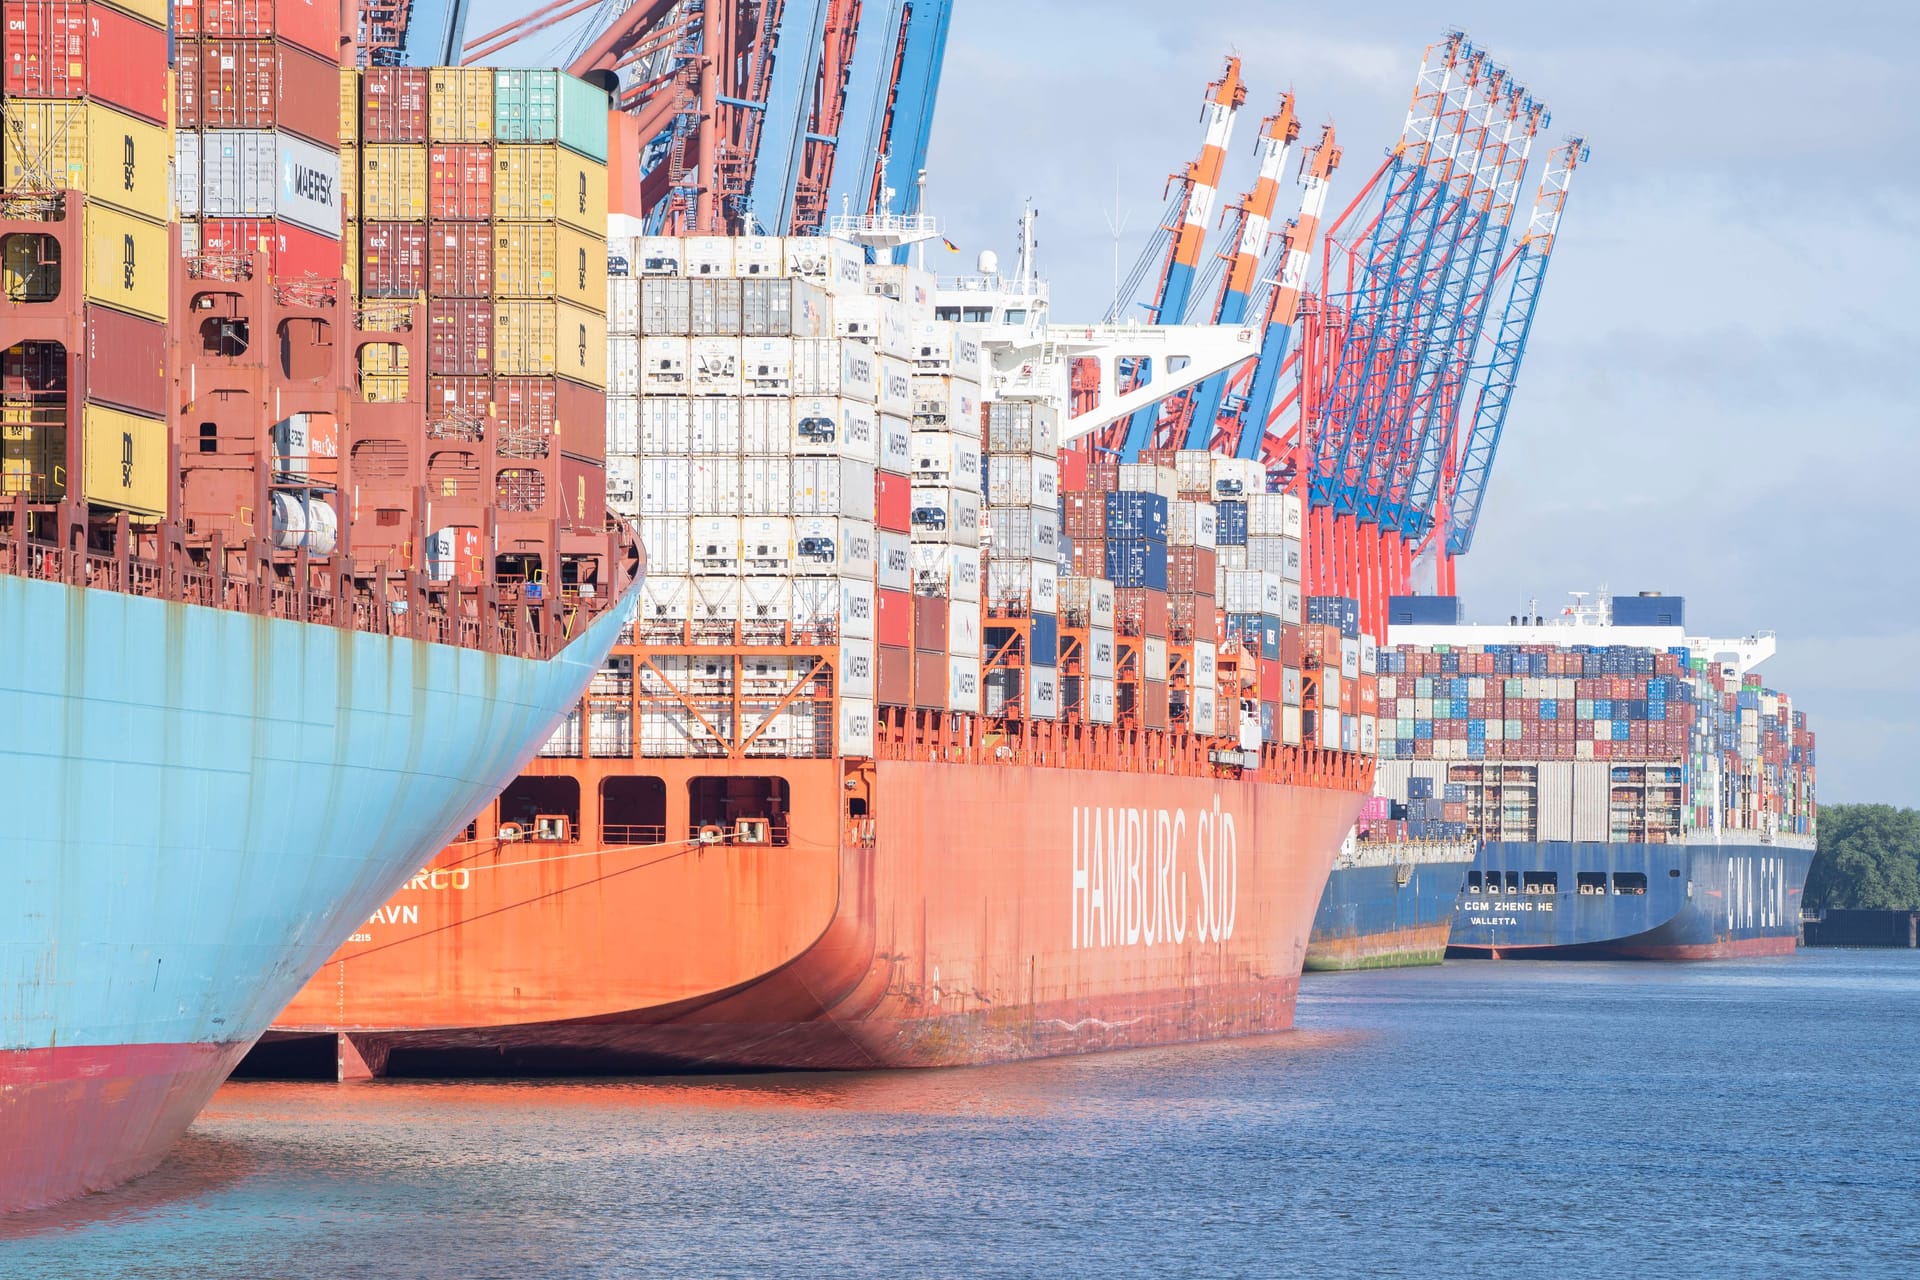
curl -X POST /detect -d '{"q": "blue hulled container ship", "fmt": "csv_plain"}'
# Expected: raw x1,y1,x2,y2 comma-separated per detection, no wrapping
1305,832,1477,970
0,552,639,1214
1374,591,1816,961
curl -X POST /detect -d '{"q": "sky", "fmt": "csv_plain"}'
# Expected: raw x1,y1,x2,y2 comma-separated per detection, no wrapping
913,0,1920,806
467,0,1920,806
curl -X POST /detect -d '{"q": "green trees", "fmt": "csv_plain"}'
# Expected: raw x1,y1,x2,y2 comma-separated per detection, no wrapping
1804,805,1920,911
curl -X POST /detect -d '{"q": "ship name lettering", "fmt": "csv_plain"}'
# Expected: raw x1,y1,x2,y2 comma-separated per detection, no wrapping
368,904,418,926
405,867,472,891
1071,802,1233,951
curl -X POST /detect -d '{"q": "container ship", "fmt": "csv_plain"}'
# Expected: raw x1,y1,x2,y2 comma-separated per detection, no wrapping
0,11,639,1213
1303,813,1476,971
259,221,1380,1077
1379,592,1816,960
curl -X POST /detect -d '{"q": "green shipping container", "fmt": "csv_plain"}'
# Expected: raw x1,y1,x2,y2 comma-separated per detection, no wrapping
492,70,609,163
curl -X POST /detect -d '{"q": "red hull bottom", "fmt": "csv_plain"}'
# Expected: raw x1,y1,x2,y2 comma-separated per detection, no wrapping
279,975,1304,1076
0,1041,249,1214
1456,934,1799,962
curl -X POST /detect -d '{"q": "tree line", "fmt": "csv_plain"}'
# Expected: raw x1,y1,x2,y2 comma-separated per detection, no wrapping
1803,804,1920,911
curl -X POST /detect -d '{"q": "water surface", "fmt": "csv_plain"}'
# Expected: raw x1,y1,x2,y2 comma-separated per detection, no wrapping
7,950,1917,1277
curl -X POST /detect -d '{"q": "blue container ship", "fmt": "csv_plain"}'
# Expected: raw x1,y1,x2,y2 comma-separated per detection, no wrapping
0,556,639,1214
1374,591,1816,962
1304,835,1477,970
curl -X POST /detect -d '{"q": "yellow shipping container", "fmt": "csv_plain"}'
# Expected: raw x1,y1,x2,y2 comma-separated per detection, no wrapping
492,221,607,312
361,145,427,221
428,67,493,143
82,403,166,519
100,0,167,26
340,141,359,222
340,70,361,146
0,422,66,502
82,204,169,321
2,100,171,223
493,299,606,386
492,143,606,232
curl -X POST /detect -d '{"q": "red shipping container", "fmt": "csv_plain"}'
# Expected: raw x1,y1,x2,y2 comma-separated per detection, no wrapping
1056,446,1088,496
360,221,428,298
554,376,603,461
913,651,946,710
191,217,342,280
911,594,946,652
493,376,554,453
876,589,913,649
876,643,912,706
1258,658,1280,704
179,37,337,144
4,3,169,124
361,66,428,144
874,471,910,531
559,451,606,531
174,0,338,58
427,376,491,436
82,305,165,416
427,144,493,221
427,221,493,297
427,299,492,376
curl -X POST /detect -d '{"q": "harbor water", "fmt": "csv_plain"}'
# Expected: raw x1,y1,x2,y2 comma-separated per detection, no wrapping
7,950,1916,1277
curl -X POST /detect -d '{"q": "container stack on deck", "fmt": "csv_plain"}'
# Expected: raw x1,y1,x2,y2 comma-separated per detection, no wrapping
1373,642,1815,843
2,0,173,516
337,63,612,590
982,397,1061,719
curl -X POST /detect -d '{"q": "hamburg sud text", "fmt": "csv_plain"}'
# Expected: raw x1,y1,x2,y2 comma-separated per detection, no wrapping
1071,801,1239,949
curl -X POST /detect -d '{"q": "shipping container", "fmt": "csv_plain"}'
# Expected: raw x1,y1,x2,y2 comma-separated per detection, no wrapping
81,304,165,416
173,0,338,56
1,99,169,219
176,130,342,234
427,143,492,220
360,220,427,297
178,38,337,145
492,143,607,231
80,401,164,516
184,217,342,281
492,298,607,385
3,2,169,124
493,69,609,161
492,221,606,311
361,66,428,143
428,221,493,297
428,66,494,143
361,144,427,220
428,299,492,376
338,67,359,145
79,202,166,319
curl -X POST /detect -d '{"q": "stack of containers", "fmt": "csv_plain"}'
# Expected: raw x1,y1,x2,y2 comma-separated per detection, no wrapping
1,0,174,513
982,397,1060,721
173,0,344,279
1162,451,1218,734
1373,641,1815,841
348,67,610,576
886,265,980,717
626,236,884,754
1106,460,1173,729
1210,464,1311,747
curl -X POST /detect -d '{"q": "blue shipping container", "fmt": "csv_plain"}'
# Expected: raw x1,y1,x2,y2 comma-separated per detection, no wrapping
1104,538,1169,590
1104,491,1169,541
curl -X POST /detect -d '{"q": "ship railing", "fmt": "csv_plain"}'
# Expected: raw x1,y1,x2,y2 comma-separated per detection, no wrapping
600,823,668,847
2,498,634,663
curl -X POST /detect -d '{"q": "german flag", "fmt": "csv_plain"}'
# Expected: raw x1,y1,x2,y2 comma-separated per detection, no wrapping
941,237,959,252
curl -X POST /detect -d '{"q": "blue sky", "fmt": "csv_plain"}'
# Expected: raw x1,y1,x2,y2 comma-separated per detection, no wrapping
467,0,1918,805
917,1,1920,806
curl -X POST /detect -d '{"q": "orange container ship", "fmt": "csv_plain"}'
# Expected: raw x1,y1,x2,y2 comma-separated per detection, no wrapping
263,223,1379,1075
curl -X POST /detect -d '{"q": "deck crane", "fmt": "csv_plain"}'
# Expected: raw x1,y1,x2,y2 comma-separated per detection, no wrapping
1435,136,1588,559
1116,57,1246,459
357,0,470,64
1226,123,1340,462
1178,96,1301,447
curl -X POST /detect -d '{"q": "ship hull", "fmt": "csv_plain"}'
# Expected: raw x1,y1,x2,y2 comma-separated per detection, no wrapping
1304,856,1472,971
0,573,636,1213
271,757,1366,1073
1446,839,1814,961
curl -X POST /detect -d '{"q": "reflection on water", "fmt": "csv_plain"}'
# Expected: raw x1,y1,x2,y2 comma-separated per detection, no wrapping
6,951,1919,1278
